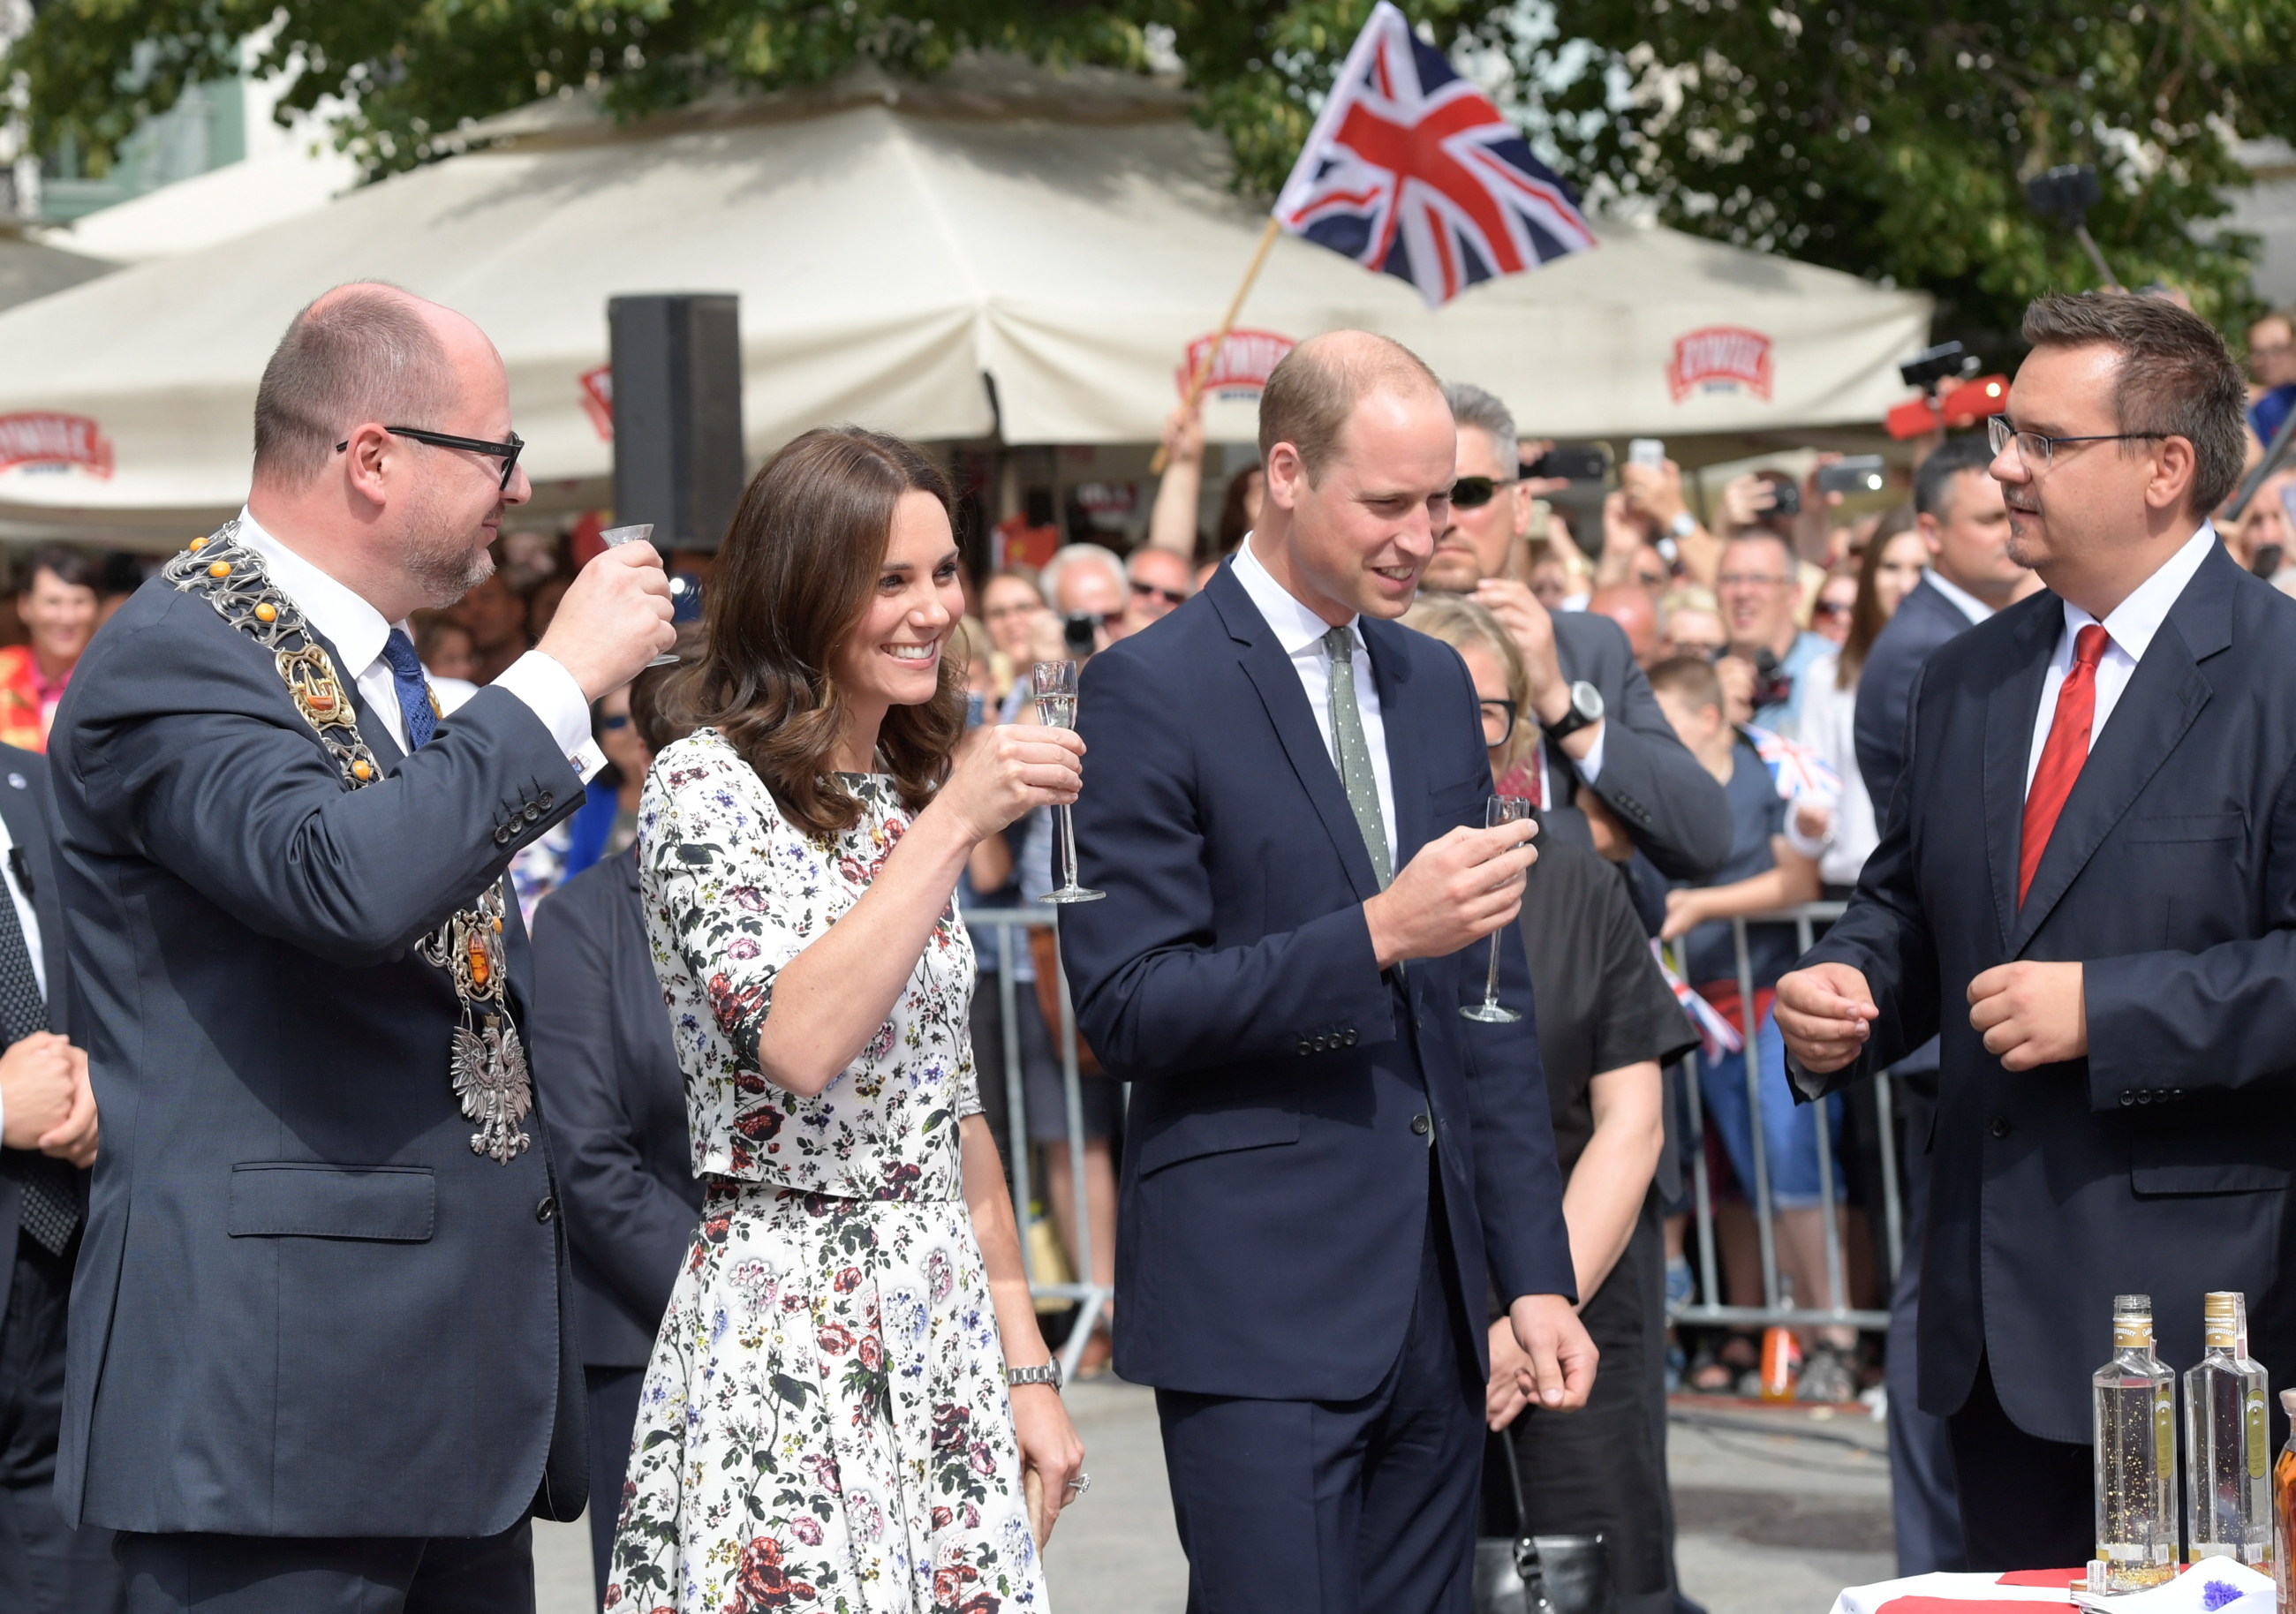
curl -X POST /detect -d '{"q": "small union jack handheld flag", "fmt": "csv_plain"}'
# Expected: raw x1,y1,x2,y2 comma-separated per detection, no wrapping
1273,0,1597,307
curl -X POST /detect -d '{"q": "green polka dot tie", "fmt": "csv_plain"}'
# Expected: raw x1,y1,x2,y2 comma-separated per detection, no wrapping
1324,625,1392,889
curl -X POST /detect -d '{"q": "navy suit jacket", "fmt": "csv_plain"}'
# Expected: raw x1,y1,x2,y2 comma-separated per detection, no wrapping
1798,542,2296,1444
1547,610,1731,880
1853,576,1976,824
1058,563,1575,1401
49,571,588,1535
0,743,82,1324
531,847,704,1370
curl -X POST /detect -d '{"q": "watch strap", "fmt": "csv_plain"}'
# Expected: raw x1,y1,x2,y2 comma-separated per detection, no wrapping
1007,1361,1063,1390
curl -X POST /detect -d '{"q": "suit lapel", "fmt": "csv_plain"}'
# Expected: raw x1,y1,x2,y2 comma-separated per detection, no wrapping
1362,616,1429,864
1210,567,1380,903
1981,606,2055,953
0,766,63,1033
2007,549,2232,954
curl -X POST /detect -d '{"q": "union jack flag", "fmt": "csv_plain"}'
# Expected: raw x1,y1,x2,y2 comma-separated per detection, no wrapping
1273,1,1597,308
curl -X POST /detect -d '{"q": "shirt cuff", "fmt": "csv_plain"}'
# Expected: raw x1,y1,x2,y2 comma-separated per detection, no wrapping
1572,722,1606,783
493,651,607,783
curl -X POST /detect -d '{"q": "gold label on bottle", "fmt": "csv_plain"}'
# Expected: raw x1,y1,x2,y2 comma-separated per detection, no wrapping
2156,1387,2176,1474
2250,1395,2270,1479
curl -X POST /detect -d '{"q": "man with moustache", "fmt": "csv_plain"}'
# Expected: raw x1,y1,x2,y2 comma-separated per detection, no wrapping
1060,332,1594,1611
1424,383,1728,881
1778,292,2296,1570
49,283,675,1610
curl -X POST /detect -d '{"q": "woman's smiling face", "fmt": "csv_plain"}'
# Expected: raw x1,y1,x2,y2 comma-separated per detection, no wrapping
827,489,963,713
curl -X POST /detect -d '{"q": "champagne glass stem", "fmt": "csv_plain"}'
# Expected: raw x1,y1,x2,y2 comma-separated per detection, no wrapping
1058,803,1081,891
1482,932,1504,1011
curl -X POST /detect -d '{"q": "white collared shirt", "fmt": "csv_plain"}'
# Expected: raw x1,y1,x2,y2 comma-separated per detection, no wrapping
1230,538,1399,873
2024,524,2217,796
1922,568,1997,627
236,508,600,777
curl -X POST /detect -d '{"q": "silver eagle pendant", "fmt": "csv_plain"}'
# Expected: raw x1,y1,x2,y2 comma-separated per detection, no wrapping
451,1012,534,1165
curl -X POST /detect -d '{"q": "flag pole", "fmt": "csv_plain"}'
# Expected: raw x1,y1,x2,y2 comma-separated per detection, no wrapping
1151,215,1284,474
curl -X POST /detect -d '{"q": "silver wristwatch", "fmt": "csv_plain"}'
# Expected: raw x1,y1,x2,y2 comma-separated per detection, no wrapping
1007,1361,1063,1390
1543,680,1605,743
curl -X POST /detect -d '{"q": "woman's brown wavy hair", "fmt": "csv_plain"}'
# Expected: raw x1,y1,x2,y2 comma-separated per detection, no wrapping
679,426,964,838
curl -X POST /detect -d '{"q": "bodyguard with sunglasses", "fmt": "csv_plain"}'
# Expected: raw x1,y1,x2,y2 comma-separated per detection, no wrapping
1779,293,2296,1571
47,283,675,1610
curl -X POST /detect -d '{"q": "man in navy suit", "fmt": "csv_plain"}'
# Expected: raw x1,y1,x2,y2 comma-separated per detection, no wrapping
1061,331,1593,1613
0,743,117,1613
1847,430,2034,1576
1780,292,2296,1571
49,283,674,1610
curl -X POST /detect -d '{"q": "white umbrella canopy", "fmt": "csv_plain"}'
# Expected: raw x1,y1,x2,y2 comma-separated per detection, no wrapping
0,60,1931,542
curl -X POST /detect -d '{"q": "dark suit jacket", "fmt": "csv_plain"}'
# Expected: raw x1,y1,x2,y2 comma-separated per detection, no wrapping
531,847,704,1370
49,571,588,1535
1797,542,2296,1444
1853,576,1977,824
1058,564,1575,1402
1546,610,1731,880
0,743,81,1324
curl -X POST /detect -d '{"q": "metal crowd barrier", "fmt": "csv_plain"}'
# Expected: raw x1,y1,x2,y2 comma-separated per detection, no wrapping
1670,900,1899,1334
963,907,1118,1384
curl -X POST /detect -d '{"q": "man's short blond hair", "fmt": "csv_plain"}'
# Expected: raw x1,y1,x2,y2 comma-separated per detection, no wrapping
1258,331,1444,486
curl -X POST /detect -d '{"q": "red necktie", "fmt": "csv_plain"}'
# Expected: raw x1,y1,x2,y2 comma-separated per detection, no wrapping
2019,623,2111,906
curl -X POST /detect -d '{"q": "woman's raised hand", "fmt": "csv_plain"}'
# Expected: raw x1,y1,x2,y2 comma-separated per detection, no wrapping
936,723,1084,844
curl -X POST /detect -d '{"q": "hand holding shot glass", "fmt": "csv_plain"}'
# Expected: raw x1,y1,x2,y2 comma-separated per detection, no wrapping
600,524,682,667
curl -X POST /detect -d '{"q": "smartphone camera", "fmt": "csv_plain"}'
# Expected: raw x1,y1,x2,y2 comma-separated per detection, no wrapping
1062,612,1101,659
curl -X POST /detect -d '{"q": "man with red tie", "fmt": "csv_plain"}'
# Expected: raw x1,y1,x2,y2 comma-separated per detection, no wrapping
1777,291,2296,1572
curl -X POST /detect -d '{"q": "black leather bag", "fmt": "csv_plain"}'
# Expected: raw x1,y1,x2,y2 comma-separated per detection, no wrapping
1473,1430,1616,1614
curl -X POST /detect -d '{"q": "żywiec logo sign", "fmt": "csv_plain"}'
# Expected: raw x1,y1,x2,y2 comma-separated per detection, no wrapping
0,412,114,479
1175,329,1295,399
1666,327,1773,404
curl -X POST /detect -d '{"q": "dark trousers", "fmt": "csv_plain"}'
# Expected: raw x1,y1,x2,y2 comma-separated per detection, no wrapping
1155,1176,1483,1614
1484,1199,1677,1614
1946,1353,2093,1573
119,1523,534,1613
585,1365,644,1603
0,1230,125,1614
1885,1082,1964,1575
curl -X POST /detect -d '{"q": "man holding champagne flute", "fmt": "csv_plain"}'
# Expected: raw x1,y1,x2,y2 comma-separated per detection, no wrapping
1059,330,1593,1612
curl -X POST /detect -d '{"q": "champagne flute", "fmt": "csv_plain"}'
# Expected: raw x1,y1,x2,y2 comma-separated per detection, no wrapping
600,524,681,667
1031,660,1104,904
1460,795,1531,1024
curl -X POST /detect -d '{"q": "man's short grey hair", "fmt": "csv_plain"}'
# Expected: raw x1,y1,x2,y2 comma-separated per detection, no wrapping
1442,382,1519,479
253,283,457,486
1039,543,1128,610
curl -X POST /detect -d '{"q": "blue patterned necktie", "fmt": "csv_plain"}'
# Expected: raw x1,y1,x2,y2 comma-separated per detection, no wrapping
1322,624,1393,889
379,628,438,751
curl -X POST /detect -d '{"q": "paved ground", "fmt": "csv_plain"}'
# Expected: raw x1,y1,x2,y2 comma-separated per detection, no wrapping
536,1383,1896,1613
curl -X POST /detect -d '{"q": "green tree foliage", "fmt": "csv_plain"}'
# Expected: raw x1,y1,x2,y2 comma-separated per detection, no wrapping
10,0,2284,333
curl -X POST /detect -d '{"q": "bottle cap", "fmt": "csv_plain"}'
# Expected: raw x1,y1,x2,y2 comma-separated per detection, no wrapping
2206,1291,2241,1349
2281,1388,2296,1418
2113,1294,2153,1349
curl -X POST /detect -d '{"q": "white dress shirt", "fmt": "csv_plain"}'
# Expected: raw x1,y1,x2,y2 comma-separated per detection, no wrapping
2024,524,2217,796
1231,539,1399,873
1922,568,1998,627
236,509,600,777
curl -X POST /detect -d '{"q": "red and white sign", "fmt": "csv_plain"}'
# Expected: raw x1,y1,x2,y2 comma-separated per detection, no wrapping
1175,328,1295,399
0,412,114,479
578,365,614,440
1666,327,1773,404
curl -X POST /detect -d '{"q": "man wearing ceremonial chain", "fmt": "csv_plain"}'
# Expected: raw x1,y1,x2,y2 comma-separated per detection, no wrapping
45,283,675,1610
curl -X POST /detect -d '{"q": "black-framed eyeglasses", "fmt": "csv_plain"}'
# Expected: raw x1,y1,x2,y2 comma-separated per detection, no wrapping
1449,475,1524,509
336,426,526,490
1477,697,1520,745
1130,579,1189,607
1986,415,2165,471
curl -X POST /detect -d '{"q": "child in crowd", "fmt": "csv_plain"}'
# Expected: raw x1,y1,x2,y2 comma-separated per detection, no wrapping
1647,655,1858,1403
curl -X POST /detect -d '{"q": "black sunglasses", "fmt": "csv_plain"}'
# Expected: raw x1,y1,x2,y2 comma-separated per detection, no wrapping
1449,475,1524,509
336,426,525,491
1130,579,1189,607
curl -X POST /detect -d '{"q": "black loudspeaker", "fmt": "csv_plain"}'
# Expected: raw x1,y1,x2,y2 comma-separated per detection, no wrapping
608,293,744,553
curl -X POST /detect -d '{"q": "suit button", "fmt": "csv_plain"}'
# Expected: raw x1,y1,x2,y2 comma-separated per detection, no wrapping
535,1195,556,1225
537,791,555,812
1410,1114,1431,1137
2119,1090,2134,1106
1297,1040,1311,1057
493,824,514,846
1343,1029,1357,1046
524,803,543,824
1988,1115,2011,1138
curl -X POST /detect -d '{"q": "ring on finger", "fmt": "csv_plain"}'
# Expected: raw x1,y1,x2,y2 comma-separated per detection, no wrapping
1064,1473,1091,1497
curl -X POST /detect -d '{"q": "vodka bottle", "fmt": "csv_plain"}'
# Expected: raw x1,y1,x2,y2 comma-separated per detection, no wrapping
2094,1293,2179,1591
2185,1291,2272,1568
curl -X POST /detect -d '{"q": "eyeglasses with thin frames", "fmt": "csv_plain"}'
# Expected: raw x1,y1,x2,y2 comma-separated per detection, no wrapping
335,426,526,491
1986,414,2164,471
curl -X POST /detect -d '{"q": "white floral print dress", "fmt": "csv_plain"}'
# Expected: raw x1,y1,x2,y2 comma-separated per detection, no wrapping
607,730,1047,1614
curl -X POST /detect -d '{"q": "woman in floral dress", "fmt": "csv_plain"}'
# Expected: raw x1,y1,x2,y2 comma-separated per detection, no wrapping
608,427,1087,1613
